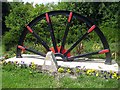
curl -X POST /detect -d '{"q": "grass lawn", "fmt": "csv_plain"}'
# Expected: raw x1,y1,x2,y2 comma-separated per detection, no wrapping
2,65,119,88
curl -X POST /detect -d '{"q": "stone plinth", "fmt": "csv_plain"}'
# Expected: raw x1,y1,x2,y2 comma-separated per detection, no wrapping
42,51,58,73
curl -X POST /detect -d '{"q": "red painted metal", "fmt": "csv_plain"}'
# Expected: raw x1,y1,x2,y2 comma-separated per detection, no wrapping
99,49,109,54
26,26,33,33
18,45,25,51
88,25,96,33
45,13,50,23
68,12,73,22
50,46,71,57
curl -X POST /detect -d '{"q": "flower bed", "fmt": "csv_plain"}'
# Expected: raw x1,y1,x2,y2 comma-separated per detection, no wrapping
1,60,120,80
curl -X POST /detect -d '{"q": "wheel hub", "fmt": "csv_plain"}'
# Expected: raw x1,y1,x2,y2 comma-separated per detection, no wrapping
50,46,71,57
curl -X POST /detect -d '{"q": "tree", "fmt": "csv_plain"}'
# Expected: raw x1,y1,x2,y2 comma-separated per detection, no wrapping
3,2,35,50
2,2,11,35
3,2,119,51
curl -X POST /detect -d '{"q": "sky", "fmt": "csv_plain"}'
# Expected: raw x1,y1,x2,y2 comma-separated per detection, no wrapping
22,0,60,5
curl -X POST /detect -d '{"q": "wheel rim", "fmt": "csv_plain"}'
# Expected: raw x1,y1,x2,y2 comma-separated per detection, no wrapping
16,10,112,64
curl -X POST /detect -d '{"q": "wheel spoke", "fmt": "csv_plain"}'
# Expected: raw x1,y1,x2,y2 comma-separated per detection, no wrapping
18,45,46,57
17,11,112,64
45,13,58,53
60,12,73,53
26,26,50,51
68,49,109,60
64,25,96,56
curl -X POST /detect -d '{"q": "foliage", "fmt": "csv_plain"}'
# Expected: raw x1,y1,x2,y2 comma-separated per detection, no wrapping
1,61,119,88
2,2,11,35
2,2,119,59
3,2,34,50
62,2,119,28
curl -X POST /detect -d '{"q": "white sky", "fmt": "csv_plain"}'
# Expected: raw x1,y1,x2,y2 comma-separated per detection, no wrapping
22,0,60,5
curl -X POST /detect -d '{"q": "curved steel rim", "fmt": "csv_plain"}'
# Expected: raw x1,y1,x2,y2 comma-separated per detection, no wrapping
16,10,111,64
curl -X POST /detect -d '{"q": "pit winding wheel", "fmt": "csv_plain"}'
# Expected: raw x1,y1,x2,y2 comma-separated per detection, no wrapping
16,10,112,64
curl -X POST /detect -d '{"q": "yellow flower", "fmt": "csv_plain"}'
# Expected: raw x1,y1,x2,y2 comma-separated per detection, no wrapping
58,67,64,73
91,69,95,72
112,72,117,79
32,65,36,69
96,72,99,77
14,61,18,64
86,70,92,75
76,69,80,73
30,62,36,69
66,69,71,73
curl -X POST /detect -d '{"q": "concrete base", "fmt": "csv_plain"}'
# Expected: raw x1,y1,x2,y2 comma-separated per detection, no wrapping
5,54,120,73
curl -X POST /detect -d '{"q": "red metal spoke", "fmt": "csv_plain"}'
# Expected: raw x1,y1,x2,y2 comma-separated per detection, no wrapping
45,13,58,53
68,49,110,60
18,45,46,57
26,26,50,51
64,25,96,56
60,12,73,53
87,25,96,33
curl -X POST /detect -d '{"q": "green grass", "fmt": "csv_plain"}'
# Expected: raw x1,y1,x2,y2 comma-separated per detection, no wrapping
2,65,119,88
2,68,57,88
0,65,2,89
60,75,118,88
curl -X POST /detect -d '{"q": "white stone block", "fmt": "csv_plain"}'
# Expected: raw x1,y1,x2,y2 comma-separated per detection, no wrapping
42,51,58,72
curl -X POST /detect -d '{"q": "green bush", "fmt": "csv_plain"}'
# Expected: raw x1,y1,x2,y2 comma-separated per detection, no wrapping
3,2,36,50
3,2,119,59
